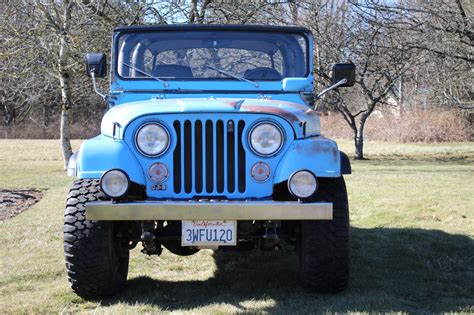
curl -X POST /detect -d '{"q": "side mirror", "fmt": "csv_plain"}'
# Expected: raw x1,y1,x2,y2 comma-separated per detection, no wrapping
85,53,107,78
332,63,355,87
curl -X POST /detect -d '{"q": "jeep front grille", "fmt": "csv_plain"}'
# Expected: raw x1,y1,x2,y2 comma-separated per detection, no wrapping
173,119,246,195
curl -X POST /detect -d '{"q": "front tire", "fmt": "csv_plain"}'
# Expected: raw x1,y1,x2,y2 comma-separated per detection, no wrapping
299,177,350,293
64,179,129,298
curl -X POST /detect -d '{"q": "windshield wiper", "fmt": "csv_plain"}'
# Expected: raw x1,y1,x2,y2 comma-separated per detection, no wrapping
122,62,169,87
206,65,259,88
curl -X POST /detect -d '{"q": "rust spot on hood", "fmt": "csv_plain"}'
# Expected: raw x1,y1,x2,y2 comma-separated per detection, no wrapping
240,105,301,123
294,139,339,162
218,100,242,109
273,100,310,111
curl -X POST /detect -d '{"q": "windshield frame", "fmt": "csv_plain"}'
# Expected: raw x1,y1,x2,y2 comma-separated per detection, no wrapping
112,27,311,83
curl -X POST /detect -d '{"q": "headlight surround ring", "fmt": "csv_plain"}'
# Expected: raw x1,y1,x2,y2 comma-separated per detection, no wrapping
148,162,169,183
100,169,130,198
135,122,170,157
288,170,318,199
248,121,284,157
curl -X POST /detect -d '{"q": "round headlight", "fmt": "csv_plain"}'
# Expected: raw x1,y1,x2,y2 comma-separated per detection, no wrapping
288,170,317,199
136,123,170,156
100,169,129,198
249,122,283,156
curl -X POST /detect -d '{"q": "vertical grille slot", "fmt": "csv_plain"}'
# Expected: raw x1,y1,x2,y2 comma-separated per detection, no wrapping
205,120,213,193
173,121,181,194
216,120,224,193
227,120,235,193
238,121,246,193
194,121,203,193
184,121,192,193
173,118,246,195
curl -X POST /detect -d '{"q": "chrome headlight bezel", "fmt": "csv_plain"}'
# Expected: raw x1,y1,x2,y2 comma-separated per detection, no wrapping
148,162,169,183
100,169,130,198
248,121,285,157
288,170,318,199
135,122,170,157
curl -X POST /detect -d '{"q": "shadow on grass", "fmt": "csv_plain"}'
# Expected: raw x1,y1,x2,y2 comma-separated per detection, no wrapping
99,227,474,313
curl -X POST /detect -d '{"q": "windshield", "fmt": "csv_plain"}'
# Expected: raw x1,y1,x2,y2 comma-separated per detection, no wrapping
116,30,308,81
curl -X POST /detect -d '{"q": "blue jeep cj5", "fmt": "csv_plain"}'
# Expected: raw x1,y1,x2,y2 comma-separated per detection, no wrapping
64,24,355,297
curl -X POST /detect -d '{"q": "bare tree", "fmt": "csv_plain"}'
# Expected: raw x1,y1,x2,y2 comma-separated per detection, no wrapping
304,0,419,159
30,0,75,169
1,0,151,164
350,0,473,62
349,0,473,110
1,0,471,156
1,2,64,138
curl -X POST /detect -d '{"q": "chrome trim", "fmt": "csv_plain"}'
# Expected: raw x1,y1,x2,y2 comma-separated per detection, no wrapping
134,121,171,157
148,162,169,183
250,161,271,183
288,169,318,199
90,71,108,100
248,120,285,157
99,169,130,198
86,201,332,221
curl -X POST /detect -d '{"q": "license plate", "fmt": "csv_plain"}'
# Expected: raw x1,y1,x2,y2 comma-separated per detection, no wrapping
181,220,236,246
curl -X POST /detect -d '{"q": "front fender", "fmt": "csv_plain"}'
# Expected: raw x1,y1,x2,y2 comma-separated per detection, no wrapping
274,136,341,183
74,134,145,184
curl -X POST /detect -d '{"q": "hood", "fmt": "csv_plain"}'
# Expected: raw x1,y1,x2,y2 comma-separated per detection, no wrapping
101,98,320,139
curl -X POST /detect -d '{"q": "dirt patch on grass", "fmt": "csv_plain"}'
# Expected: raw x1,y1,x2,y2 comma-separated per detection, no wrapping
0,189,42,221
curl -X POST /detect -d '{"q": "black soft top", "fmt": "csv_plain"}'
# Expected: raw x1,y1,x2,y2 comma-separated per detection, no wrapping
114,24,311,34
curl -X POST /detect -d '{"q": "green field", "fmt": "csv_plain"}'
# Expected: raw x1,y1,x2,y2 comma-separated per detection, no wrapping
0,140,473,313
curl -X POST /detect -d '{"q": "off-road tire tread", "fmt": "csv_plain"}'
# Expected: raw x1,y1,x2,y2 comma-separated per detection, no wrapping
64,179,129,298
300,177,350,293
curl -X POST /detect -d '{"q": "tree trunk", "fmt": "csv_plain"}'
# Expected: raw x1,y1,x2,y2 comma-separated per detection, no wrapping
188,0,198,23
354,130,364,160
60,1,74,170
34,0,74,169
59,31,73,170
398,74,404,115
354,120,366,160
60,107,72,169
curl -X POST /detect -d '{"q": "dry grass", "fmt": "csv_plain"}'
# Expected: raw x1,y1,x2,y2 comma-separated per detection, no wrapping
1,121,101,139
321,109,470,143
2,109,470,143
0,139,473,313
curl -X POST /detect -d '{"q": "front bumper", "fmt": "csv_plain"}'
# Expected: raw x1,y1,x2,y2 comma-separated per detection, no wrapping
86,201,333,221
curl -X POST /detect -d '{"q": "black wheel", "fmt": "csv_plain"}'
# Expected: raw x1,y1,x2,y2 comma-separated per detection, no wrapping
299,177,350,293
64,179,129,298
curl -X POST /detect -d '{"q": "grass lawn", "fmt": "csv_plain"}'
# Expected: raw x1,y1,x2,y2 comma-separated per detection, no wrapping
0,139,473,313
